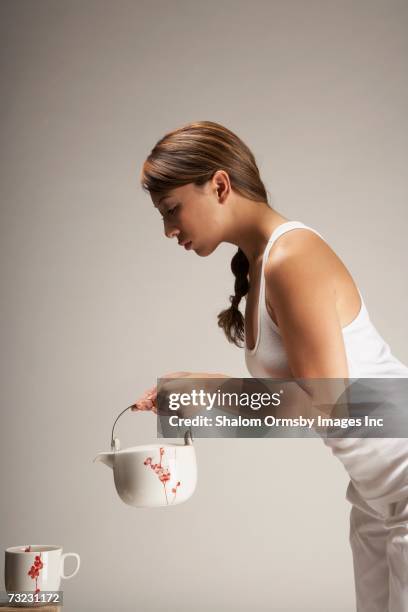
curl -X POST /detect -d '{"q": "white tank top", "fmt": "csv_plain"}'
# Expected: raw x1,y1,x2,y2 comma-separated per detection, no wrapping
244,221,408,508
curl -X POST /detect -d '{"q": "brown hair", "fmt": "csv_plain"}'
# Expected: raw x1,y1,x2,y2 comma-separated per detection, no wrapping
140,120,270,347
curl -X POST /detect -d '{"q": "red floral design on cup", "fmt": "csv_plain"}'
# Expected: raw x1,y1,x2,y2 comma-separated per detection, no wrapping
27,551,44,594
144,448,181,504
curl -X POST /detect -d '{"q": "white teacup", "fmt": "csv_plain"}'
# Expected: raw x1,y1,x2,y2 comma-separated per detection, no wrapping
5,545,80,594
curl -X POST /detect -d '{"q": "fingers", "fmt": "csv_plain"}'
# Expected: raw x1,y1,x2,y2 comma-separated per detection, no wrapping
131,387,158,412
132,398,155,411
132,371,190,413
145,386,157,396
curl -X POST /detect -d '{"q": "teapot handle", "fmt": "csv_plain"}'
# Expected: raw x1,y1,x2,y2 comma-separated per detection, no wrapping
111,406,132,450
110,405,193,451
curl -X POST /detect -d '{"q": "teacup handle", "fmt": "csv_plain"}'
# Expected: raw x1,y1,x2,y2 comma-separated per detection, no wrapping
60,552,80,579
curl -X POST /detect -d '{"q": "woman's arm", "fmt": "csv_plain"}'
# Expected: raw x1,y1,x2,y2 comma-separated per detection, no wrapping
264,238,350,419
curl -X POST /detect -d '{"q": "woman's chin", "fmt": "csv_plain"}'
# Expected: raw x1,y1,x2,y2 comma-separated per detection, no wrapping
193,245,206,257
195,243,218,257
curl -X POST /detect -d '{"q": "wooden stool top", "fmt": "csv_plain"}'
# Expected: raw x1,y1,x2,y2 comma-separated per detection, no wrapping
0,606,61,611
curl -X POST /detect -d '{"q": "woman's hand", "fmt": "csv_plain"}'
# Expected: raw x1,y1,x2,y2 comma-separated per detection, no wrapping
131,371,230,414
131,371,190,414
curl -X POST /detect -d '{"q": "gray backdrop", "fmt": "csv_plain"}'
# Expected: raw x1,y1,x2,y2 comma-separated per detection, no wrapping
1,1,407,611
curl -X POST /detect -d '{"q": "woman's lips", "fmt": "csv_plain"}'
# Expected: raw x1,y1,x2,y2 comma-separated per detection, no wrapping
184,241,193,250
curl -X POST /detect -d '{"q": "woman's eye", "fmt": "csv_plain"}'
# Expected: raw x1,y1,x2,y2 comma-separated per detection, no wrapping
159,204,179,220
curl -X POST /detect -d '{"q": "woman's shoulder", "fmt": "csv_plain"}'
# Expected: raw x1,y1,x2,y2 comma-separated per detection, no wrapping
265,224,337,278
263,224,362,328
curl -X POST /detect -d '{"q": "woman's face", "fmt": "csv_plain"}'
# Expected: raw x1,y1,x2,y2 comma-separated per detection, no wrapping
151,180,226,257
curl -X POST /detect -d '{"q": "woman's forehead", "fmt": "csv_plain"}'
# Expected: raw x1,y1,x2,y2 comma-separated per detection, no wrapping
152,183,206,207
152,185,186,205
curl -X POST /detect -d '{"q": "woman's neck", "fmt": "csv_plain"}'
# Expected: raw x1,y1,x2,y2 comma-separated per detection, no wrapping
223,197,290,263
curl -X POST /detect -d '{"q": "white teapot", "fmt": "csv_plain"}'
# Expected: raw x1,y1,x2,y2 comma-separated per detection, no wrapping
94,406,197,508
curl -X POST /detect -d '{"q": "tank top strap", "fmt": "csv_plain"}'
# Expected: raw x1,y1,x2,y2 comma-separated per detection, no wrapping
261,221,325,271
246,222,321,354
250,222,322,343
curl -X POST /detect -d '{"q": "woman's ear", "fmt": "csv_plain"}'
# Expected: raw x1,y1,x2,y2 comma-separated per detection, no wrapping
213,169,231,203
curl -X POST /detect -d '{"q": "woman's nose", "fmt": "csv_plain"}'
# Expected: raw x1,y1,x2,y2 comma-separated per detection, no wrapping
164,224,180,240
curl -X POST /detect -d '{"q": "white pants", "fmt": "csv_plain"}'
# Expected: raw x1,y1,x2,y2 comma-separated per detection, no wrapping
346,480,408,611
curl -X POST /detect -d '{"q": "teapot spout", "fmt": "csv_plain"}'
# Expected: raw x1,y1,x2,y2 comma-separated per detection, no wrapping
93,452,114,469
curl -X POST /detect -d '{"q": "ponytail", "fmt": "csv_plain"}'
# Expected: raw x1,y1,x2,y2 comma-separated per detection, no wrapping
217,247,249,347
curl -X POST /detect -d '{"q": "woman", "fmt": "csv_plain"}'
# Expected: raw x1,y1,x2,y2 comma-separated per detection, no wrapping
133,120,408,611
